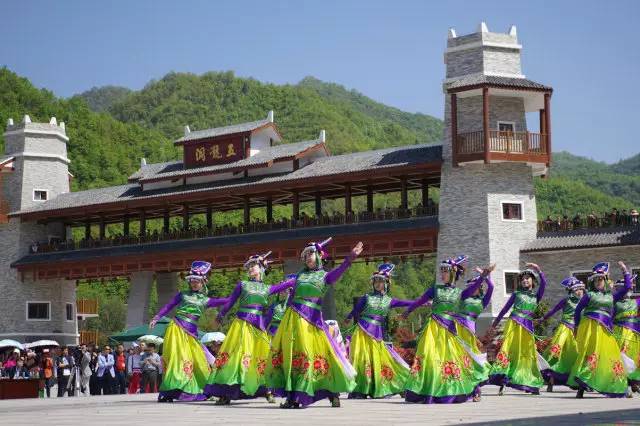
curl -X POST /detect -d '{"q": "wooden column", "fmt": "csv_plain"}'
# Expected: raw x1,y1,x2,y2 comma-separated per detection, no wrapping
266,197,273,223
344,183,352,215
482,87,490,164
539,109,546,135
400,177,408,210
450,93,458,166
314,193,322,217
292,191,299,221
84,220,91,240
366,185,373,213
163,209,170,233
544,93,551,158
182,205,189,230
243,196,251,229
123,214,130,236
139,210,146,236
206,205,213,230
421,178,429,207
99,217,106,240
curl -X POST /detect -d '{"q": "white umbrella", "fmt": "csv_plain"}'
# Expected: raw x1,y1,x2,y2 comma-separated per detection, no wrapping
201,332,225,344
26,340,59,349
0,339,24,350
137,335,163,345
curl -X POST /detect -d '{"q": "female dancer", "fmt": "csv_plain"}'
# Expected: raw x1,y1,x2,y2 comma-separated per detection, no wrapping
488,263,548,395
453,264,495,401
266,238,363,408
149,261,228,402
266,277,294,336
205,252,293,405
345,263,413,399
570,261,632,398
538,277,584,392
402,255,487,404
613,274,640,396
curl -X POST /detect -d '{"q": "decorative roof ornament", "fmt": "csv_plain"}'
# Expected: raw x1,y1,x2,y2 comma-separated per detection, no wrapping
267,110,274,123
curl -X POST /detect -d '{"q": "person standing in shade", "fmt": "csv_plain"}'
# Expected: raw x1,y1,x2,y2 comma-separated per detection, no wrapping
41,349,55,397
114,344,127,394
127,344,143,394
97,346,115,395
56,347,75,397
79,344,92,396
141,343,161,393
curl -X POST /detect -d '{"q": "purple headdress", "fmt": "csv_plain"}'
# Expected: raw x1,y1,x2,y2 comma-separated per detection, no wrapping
244,251,272,270
518,268,540,287
300,237,332,262
186,260,212,281
588,262,609,282
440,255,468,282
560,276,585,292
372,263,395,292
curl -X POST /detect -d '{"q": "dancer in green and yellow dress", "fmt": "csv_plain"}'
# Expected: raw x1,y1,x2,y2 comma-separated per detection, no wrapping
266,238,363,408
402,255,488,404
613,272,639,396
345,263,413,399
488,263,548,395
150,261,228,402
569,261,633,398
539,276,584,392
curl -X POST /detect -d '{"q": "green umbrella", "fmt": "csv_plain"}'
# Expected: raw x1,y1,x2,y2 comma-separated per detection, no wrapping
109,317,204,342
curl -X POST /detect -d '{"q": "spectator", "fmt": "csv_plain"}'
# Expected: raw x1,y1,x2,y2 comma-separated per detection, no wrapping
41,349,55,397
24,351,39,378
632,209,639,226
621,209,630,226
55,347,74,397
89,346,100,395
4,349,18,370
572,214,582,229
79,344,92,396
126,343,143,394
113,344,127,394
587,211,598,227
97,346,115,395
141,343,161,393
8,358,29,379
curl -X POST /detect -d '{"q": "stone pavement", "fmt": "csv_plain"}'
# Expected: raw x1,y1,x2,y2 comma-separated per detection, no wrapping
1,386,639,425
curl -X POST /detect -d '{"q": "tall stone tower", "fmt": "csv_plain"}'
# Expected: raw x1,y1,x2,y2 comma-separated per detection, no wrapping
0,115,77,345
436,23,552,329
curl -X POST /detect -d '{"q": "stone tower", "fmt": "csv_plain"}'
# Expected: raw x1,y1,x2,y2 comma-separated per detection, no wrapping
436,23,552,330
0,116,77,345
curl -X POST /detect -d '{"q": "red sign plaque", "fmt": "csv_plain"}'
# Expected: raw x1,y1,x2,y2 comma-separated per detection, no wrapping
184,135,245,168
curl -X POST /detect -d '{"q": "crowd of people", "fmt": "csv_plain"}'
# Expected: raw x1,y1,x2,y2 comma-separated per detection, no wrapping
539,208,639,232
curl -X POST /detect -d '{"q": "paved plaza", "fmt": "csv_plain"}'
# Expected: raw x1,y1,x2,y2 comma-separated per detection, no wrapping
1,386,640,425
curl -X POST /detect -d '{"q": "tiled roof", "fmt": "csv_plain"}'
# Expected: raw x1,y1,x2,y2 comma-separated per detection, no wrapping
14,143,442,215
130,139,324,182
175,118,271,143
521,227,640,252
446,75,552,91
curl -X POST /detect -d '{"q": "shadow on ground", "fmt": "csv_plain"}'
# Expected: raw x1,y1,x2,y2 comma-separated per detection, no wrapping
460,408,640,426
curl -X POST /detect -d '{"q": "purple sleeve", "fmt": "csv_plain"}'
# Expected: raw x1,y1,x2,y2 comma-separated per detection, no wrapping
269,277,296,295
492,293,515,327
536,271,547,302
543,298,567,321
390,298,414,308
324,254,355,285
405,287,435,315
574,293,590,327
482,276,494,308
217,282,243,319
206,297,229,308
460,275,483,300
346,296,366,320
153,292,182,319
613,273,633,302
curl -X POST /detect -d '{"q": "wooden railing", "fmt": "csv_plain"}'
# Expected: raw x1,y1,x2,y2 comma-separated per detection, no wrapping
79,330,99,345
76,299,98,315
456,131,548,156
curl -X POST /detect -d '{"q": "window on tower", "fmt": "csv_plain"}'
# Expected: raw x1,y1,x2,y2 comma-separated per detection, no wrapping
504,272,519,294
33,189,48,201
66,303,74,321
501,202,523,221
27,302,50,321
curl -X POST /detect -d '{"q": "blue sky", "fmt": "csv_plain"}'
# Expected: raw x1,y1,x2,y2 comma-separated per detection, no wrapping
2,0,638,162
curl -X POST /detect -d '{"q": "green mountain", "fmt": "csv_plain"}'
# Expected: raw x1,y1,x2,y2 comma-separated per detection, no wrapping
613,153,640,176
76,85,132,113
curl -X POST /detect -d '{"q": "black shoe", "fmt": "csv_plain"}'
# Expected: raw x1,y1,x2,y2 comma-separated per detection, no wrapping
266,392,276,403
215,396,231,405
576,388,584,399
280,399,299,409
329,396,341,407
498,385,504,396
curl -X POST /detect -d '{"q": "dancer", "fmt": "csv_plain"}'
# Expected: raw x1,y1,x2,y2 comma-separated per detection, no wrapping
205,251,293,405
266,276,294,336
488,263,548,395
149,261,228,402
453,264,495,401
402,255,487,404
613,274,640,396
266,238,363,409
345,263,413,399
538,277,584,392
569,261,633,398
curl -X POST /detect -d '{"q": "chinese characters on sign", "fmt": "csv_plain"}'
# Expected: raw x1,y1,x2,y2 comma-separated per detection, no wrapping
185,137,244,168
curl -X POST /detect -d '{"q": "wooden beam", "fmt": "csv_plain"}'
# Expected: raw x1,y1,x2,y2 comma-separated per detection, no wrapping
315,192,322,217
544,92,551,162
482,87,490,164
266,197,273,223
139,209,146,236
400,177,408,210
421,178,428,206
182,204,189,230
292,190,299,221
451,93,458,167
366,185,373,213
243,196,250,228
345,183,352,215
99,217,106,240
84,220,91,240
206,205,213,230
163,209,170,233
123,214,130,236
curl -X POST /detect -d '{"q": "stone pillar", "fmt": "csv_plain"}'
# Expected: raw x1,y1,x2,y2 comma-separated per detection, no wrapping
126,271,154,328
156,272,179,317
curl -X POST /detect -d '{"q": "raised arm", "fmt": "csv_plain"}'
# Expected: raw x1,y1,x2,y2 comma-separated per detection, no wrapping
153,292,183,320
403,287,435,317
536,271,547,302
269,276,296,295
613,272,632,302
573,293,590,328
482,276,494,308
206,297,229,308
390,298,415,309
542,298,567,321
460,275,484,300
325,241,363,285
217,282,243,319
346,296,367,320
492,293,515,327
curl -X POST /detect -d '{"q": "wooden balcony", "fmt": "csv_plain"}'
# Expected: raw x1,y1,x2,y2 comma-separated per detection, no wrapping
77,299,99,317
455,131,550,165
79,330,99,345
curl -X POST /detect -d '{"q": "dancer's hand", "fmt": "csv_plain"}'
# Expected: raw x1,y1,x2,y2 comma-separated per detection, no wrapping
351,241,364,257
148,318,157,330
618,261,629,274
525,262,540,272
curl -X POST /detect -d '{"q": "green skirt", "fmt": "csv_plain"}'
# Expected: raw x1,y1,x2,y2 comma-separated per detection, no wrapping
615,325,640,386
568,318,628,397
204,317,271,399
455,322,490,385
541,323,578,385
488,319,545,393
348,326,410,398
